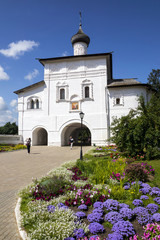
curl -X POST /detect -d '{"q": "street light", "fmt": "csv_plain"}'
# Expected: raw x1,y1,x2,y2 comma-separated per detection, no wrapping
79,111,84,160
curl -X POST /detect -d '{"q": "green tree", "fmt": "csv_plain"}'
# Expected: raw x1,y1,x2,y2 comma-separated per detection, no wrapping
0,122,18,135
110,94,160,160
147,69,160,96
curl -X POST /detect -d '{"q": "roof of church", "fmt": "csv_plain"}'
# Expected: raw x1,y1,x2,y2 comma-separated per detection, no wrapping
38,52,112,66
14,80,45,94
71,24,90,46
108,78,150,88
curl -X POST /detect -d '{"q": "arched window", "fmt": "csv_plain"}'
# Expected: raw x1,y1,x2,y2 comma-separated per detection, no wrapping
36,99,39,109
60,88,65,100
31,99,34,109
85,86,89,98
116,98,120,105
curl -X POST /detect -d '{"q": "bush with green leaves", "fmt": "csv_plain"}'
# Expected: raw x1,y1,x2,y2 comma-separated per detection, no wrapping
125,163,152,182
110,93,160,160
0,122,18,134
30,175,71,201
76,157,126,185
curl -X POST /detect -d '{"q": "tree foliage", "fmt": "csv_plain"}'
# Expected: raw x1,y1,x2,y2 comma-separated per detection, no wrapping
0,122,18,135
147,69,160,96
110,79,160,160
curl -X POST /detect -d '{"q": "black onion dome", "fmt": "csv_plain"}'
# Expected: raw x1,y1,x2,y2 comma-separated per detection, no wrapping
71,25,90,46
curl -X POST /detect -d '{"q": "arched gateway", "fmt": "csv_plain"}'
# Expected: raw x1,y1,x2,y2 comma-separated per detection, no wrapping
61,123,91,146
32,127,48,146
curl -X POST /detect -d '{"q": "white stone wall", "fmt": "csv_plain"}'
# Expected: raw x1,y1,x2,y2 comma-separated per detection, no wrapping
73,42,88,55
18,56,109,146
0,135,23,145
17,55,150,147
107,86,150,140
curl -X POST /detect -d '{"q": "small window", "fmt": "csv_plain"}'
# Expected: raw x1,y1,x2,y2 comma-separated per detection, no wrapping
85,86,89,98
31,100,34,109
116,98,120,105
36,99,39,109
60,88,65,100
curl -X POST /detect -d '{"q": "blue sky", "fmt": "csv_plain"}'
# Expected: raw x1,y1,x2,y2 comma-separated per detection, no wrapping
0,0,160,126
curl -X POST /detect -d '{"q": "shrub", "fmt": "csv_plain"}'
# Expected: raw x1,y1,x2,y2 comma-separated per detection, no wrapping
30,175,69,200
125,163,150,182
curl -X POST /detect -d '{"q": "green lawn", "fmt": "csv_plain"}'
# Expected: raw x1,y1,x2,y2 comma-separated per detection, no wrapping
146,159,160,187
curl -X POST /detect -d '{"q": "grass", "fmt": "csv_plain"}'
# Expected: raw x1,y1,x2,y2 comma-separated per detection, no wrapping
146,159,160,188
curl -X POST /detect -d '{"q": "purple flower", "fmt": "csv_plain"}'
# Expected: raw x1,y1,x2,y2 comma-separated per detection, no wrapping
152,213,160,222
106,233,123,240
93,201,103,209
88,222,105,234
119,208,133,220
146,203,159,214
131,181,142,186
119,203,129,209
103,199,119,211
123,182,131,190
152,187,160,192
105,211,123,224
140,183,152,189
154,197,160,205
73,228,85,239
47,205,55,213
133,207,148,216
87,212,103,223
139,187,150,195
92,208,104,216
136,212,153,225
78,204,88,210
149,189,160,196
140,195,149,200
112,220,135,237
57,202,65,208
75,211,86,219
132,199,143,206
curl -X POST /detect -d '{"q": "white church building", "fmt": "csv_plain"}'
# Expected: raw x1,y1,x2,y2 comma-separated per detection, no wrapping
14,22,151,146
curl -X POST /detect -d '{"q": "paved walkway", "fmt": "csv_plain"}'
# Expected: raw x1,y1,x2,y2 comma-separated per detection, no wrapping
0,146,91,240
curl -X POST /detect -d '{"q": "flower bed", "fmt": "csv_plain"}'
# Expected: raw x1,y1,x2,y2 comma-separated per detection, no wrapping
18,146,160,239
0,144,26,152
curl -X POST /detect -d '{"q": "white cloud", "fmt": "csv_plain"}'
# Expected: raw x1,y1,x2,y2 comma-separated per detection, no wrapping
10,99,17,107
0,65,9,81
0,97,17,126
24,69,39,81
0,40,39,59
62,51,68,56
0,97,8,111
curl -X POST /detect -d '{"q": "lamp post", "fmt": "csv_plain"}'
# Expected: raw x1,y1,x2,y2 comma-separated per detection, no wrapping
79,111,84,160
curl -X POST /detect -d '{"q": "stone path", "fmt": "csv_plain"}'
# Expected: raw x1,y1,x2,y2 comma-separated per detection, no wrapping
0,146,91,240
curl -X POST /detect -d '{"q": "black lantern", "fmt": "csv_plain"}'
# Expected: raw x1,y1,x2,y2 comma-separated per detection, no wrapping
79,111,84,160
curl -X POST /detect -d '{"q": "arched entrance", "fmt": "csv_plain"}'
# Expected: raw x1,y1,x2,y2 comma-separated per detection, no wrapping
61,123,91,146
32,127,48,146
